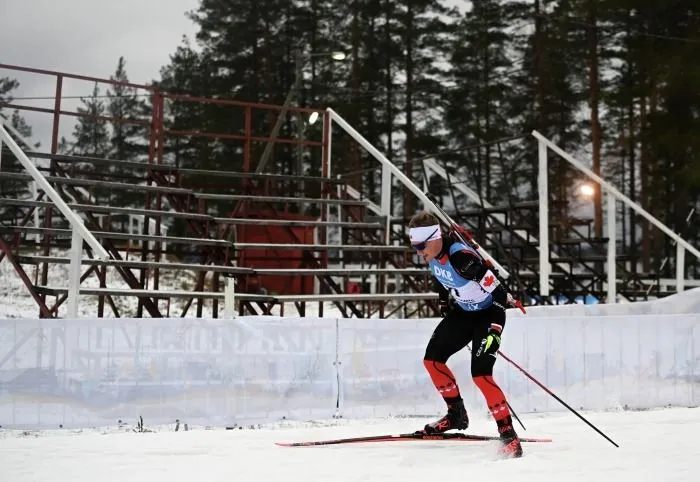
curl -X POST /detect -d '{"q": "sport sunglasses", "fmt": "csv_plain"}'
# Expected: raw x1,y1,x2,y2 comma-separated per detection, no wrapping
411,228,439,251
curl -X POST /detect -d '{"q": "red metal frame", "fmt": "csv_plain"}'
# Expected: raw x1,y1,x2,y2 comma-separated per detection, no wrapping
0,62,332,317
0,63,325,173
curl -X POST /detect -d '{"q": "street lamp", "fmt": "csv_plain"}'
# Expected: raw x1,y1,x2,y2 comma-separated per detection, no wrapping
304,52,345,127
579,183,595,198
255,46,347,174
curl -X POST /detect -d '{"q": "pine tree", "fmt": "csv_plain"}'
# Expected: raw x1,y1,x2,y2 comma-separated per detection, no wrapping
0,77,19,103
158,37,210,169
108,57,147,162
10,110,34,140
602,0,700,273
293,0,352,183
1,78,36,144
391,0,455,217
71,83,111,172
504,0,584,227
0,77,38,200
445,0,516,206
639,1,700,271
106,57,148,206
603,0,649,269
318,0,399,193
186,0,300,177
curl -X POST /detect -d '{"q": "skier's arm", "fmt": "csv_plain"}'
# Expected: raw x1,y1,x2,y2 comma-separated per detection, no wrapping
448,249,488,281
432,275,451,316
450,249,508,307
450,241,527,314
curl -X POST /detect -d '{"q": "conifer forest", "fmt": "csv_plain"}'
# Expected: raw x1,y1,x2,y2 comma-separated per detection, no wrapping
1,0,699,277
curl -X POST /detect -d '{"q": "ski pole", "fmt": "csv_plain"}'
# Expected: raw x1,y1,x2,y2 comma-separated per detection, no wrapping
506,400,526,432
497,349,620,448
466,344,526,431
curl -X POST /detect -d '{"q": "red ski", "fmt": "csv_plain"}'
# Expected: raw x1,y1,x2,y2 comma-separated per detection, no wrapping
275,432,552,447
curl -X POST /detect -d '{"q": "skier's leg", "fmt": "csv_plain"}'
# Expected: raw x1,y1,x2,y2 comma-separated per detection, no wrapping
422,309,471,433
471,305,523,457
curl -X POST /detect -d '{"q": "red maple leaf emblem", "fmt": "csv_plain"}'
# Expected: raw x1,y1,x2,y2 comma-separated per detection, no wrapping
483,275,495,287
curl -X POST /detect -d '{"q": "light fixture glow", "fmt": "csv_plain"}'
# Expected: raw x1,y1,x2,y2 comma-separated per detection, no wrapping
308,112,319,125
579,183,595,197
331,52,346,61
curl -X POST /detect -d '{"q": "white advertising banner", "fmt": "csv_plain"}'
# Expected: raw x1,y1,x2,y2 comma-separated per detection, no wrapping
497,314,700,413
337,317,448,419
0,316,338,428
0,312,698,429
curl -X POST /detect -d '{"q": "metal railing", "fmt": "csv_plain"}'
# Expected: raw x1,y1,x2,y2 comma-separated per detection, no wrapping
324,107,510,278
534,130,700,302
0,122,110,317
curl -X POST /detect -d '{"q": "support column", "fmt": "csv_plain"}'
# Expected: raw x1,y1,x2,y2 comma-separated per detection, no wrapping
67,227,83,318
537,140,550,297
607,191,616,303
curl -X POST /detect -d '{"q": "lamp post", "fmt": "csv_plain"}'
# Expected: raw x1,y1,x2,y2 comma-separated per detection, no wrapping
296,50,347,182
255,46,346,175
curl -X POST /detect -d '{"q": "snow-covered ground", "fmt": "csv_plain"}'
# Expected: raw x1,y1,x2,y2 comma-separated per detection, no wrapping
2,249,699,481
1,407,697,482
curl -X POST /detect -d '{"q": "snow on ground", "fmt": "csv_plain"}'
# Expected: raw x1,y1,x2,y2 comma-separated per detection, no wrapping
1,407,698,482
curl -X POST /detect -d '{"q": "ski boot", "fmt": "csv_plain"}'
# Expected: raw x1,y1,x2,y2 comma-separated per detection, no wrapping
497,416,523,458
423,399,469,434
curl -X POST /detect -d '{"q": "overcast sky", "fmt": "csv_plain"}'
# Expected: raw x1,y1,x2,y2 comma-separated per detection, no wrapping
0,0,201,149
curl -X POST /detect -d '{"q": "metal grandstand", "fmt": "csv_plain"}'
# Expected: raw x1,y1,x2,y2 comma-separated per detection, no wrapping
0,62,698,318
